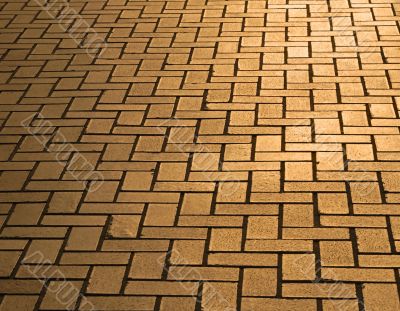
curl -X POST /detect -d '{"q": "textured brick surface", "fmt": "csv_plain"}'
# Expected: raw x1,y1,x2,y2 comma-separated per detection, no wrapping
1,0,400,310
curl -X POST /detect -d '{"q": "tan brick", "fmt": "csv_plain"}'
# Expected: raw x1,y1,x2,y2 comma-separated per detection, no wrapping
0,252,21,277
210,228,242,251
108,215,141,238
252,171,280,192
318,193,349,214
66,227,103,251
247,216,278,239
243,268,277,296
283,283,356,298
7,203,44,225
256,136,281,151
283,204,314,227
79,297,155,310
350,182,381,203
285,162,313,181
0,295,38,311
320,241,354,267
125,281,198,295
283,254,315,281
24,240,62,264
122,171,153,190
144,204,177,226
181,193,212,215
170,240,205,265
87,266,125,294
242,298,317,311
202,282,237,311
160,297,196,311
346,144,374,160
129,252,165,279
363,283,400,311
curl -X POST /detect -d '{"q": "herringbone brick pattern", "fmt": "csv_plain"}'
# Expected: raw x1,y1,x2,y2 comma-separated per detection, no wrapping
0,0,400,309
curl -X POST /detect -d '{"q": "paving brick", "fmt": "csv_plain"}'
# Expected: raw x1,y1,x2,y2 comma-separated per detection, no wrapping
24,240,62,264
363,283,400,310
0,295,38,311
321,267,395,282
108,215,141,238
168,266,239,282
40,280,83,310
320,241,355,267
0,280,43,294
282,283,356,299
210,228,242,251
0,251,21,277
60,252,130,265
129,252,165,279
170,240,205,265
247,216,278,239
318,193,349,214
79,297,156,311
283,204,314,227
125,281,198,296
321,299,359,311
66,227,103,251
242,298,317,311
48,192,82,213
87,266,125,294
208,253,277,267
243,268,277,296
283,254,315,281
7,203,44,225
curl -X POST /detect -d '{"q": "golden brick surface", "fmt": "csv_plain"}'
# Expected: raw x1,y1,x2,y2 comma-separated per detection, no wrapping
0,0,400,309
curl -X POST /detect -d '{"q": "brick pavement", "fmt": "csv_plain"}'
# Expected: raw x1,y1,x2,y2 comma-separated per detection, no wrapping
0,0,400,310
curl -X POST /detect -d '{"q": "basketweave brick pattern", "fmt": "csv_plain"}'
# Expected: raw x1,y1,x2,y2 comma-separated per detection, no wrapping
0,0,400,309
